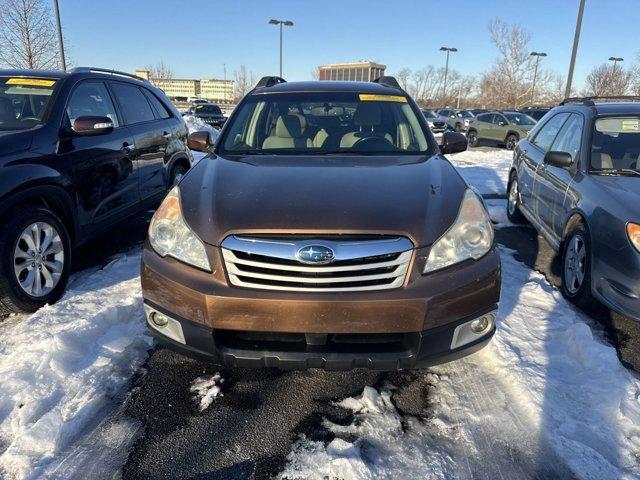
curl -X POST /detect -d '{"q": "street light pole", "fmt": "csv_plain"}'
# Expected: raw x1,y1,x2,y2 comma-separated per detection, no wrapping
439,46,458,100
52,0,66,70
608,56,624,71
268,19,294,77
565,0,586,98
530,51,547,104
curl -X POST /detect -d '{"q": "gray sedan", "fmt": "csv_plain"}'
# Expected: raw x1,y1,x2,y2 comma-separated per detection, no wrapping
507,100,640,321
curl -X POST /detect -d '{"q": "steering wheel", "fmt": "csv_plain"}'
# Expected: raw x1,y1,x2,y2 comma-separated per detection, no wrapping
351,135,394,151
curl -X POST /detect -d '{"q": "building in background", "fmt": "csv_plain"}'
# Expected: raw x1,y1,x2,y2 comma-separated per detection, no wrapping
318,61,386,82
135,70,234,103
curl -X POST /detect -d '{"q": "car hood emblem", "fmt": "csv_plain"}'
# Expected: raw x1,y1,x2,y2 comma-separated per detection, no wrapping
296,245,335,264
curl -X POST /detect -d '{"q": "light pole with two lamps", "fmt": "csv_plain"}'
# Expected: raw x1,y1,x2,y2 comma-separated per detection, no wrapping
268,19,294,78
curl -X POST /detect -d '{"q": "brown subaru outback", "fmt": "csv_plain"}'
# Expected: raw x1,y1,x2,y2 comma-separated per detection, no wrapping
140,76,501,370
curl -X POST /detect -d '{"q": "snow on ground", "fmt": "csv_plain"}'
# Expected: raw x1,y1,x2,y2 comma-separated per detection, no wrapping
280,247,640,480
0,253,151,479
190,373,224,411
448,148,513,197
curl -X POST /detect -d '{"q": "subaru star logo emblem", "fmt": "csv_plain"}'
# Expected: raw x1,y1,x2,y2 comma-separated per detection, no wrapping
296,245,335,264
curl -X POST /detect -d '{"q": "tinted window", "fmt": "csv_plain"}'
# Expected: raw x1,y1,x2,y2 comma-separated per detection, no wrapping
142,89,170,119
67,81,119,127
195,104,222,115
532,113,570,151
504,112,536,126
491,114,505,125
551,114,583,160
476,114,489,122
111,83,155,124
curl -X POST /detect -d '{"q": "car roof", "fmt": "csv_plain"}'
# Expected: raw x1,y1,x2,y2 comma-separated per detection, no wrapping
252,80,403,96
0,69,67,79
1,68,150,85
593,103,640,115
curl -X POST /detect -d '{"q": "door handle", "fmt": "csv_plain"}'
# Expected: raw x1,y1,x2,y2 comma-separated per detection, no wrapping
162,131,171,140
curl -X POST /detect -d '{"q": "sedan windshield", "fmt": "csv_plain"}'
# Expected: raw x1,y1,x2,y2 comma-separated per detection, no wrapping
0,77,57,131
504,112,536,126
219,91,431,155
196,104,222,114
591,116,640,173
421,109,437,119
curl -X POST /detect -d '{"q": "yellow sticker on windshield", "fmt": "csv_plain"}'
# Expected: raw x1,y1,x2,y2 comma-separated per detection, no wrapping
621,119,640,131
359,94,407,103
6,78,56,87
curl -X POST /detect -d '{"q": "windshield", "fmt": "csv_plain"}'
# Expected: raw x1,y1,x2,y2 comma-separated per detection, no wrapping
504,112,536,126
196,104,222,114
591,116,640,173
457,111,474,118
219,91,431,155
421,109,437,119
0,77,57,131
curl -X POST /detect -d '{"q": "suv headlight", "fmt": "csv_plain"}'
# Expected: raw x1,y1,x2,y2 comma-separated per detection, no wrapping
148,186,211,271
627,223,640,253
424,189,494,273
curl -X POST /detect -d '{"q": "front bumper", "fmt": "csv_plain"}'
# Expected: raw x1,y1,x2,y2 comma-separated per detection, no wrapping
140,242,501,370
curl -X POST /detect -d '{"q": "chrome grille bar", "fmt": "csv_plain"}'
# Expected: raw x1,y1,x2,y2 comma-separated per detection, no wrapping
221,236,413,292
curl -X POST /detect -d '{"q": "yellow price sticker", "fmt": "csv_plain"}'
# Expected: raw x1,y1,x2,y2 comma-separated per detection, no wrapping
6,78,56,87
359,94,407,103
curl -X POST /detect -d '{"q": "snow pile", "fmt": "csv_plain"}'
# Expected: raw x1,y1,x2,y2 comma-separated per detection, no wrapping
0,253,151,479
448,148,513,196
190,374,224,411
183,114,219,165
280,249,640,479
280,385,457,480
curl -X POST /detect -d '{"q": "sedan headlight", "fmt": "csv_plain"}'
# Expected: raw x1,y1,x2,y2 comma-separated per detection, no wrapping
628,223,640,253
424,189,494,273
148,186,211,271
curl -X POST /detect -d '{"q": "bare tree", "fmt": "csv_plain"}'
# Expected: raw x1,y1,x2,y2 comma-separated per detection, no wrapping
310,66,320,80
583,63,632,96
395,68,412,91
144,60,174,79
0,0,61,69
234,65,256,101
480,19,545,109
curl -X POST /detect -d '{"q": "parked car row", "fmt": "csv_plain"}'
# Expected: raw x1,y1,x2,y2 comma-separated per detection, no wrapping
467,110,537,149
508,97,640,322
0,67,193,313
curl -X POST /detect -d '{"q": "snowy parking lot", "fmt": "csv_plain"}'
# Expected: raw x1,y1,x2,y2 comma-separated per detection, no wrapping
0,149,639,480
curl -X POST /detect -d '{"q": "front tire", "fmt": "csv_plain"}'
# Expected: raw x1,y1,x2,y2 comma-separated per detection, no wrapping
505,134,518,150
169,163,188,186
0,207,71,313
467,130,479,148
561,225,596,308
506,174,526,224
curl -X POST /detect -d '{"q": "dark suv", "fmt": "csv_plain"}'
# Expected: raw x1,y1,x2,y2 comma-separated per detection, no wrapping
0,67,192,313
185,103,226,128
507,97,640,321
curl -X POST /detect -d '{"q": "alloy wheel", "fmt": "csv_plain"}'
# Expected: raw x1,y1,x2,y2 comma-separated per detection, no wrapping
506,135,517,150
508,178,519,216
564,234,586,294
13,222,65,297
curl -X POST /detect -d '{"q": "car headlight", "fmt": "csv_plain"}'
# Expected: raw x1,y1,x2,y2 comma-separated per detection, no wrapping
148,186,211,271
627,223,640,253
424,189,494,273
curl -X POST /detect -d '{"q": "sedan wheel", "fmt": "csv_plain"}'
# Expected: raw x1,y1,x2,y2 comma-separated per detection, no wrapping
13,222,65,297
506,134,518,150
506,175,525,223
564,234,586,294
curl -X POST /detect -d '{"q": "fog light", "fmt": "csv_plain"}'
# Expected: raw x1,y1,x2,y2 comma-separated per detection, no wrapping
470,315,491,333
151,312,169,327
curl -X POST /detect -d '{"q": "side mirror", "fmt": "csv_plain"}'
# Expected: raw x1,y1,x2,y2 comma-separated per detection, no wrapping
72,116,114,135
441,131,468,154
187,130,214,152
544,151,573,168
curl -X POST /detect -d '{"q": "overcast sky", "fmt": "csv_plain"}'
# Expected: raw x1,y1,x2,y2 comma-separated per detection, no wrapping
60,0,639,89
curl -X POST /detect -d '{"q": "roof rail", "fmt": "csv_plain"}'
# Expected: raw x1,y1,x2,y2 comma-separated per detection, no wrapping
372,76,402,90
255,76,286,88
70,67,149,83
559,96,640,106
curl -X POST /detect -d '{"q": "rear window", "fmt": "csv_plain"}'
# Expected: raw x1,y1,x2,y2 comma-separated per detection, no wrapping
195,104,222,115
0,77,57,131
219,91,431,156
111,83,155,124
591,116,640,172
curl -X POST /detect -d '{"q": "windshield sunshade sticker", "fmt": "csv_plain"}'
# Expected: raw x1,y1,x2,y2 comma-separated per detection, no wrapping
358,94,407,103
5,78,56,87
621,119,640,132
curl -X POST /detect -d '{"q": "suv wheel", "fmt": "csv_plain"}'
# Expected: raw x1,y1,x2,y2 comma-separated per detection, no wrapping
0,207,71,314
467,130,479,147
505,134,518,150
561,225,595,308
169,163,187,186
506,174,526,224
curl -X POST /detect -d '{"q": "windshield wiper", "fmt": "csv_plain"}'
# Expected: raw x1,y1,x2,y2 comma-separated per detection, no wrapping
592,168,640,177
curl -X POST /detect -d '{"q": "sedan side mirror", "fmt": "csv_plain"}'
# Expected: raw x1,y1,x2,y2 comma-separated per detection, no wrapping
441,131,468,154
187,130,214,152
544,151,573,168
72,116,114,135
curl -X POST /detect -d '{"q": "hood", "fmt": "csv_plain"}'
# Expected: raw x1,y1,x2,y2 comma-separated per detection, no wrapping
0,130,33,156
591,175,640,213
179,155,468,248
